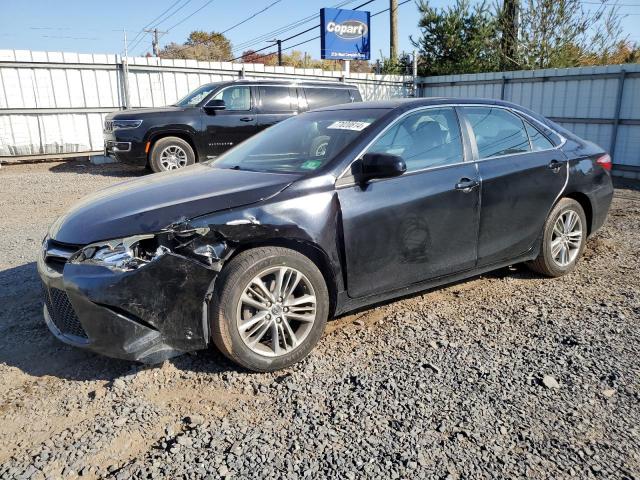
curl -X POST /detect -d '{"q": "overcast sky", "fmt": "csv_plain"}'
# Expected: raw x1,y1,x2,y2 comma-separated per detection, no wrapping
0,0,638,62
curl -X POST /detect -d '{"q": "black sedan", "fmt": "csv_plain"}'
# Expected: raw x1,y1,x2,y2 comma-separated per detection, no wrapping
39,98,614,371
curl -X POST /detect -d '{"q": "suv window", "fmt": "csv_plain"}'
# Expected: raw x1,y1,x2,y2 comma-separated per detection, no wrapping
305,88,352,109
211,86,251,111
258,86,295,112
524,120,555,151
462,107,530,159
368,107,464,171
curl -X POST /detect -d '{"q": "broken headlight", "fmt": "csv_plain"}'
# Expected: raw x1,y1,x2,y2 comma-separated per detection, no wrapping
69,225,223,271
71,234,168,271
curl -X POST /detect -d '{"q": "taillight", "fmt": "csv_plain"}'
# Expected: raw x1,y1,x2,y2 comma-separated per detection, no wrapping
596,154,612,171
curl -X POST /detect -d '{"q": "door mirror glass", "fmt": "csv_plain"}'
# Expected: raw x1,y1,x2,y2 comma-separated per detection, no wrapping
203,99,226,114
360,152,406,182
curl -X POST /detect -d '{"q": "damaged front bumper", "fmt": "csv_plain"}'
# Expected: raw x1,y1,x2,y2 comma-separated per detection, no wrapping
38,228,225,363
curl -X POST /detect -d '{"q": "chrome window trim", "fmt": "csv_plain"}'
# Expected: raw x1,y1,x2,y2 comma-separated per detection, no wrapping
334,103,567,188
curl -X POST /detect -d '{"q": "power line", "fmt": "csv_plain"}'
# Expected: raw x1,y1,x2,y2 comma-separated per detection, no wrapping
580,1,640,5
230,0,357,54
245,0,411,64
128,0,187,51
166,0,285,55
229,0,377,62
165,0,362,58
165,0,217,32
221,0,283,35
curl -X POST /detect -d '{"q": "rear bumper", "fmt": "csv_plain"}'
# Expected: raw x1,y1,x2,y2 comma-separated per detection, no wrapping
589,173,614,235
38,243,216,363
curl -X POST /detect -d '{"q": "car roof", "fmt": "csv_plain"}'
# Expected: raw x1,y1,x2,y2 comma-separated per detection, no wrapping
310,97,532,112
206,79,358,89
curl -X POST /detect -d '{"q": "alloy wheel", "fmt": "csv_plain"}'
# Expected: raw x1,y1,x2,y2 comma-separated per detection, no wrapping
159,145,188,170
236,266,317,357
551,209,583,267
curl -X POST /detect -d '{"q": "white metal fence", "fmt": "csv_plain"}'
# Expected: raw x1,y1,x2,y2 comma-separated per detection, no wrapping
0,49,409,159
418,64,640,179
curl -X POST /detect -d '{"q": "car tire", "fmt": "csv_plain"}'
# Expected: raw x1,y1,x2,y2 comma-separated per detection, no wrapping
149,136,196,173
527,198,587,277
211,247,329,372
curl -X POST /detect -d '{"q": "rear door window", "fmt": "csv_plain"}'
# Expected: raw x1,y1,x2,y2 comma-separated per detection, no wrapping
350,89,362,102
461,107,531,159
524,120,555,151
258,86,296,112
305,88,353,109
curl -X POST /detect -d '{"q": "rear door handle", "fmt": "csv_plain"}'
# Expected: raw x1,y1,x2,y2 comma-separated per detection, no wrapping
239,117,254,122
455,178,480,193
547,159,563,171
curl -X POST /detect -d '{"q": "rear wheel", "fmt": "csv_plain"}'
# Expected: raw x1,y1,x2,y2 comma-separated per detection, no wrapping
211,247,329,372
527,198,587,277
149,136,195,172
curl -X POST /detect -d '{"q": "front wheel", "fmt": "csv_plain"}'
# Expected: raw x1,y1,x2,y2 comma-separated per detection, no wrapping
527,198,587,277
211,247,329,372
149,136,195,172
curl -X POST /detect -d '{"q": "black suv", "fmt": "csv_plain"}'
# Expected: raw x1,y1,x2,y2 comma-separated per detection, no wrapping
104,80,362,172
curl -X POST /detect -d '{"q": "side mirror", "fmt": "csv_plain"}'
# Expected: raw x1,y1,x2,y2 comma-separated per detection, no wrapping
359,152,406,182
203,99,226,114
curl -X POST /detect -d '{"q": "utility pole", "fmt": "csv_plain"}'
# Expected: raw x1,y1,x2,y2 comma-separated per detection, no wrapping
269,39,283,66
121,29,131,109
390,0,398,61
144,28,167,57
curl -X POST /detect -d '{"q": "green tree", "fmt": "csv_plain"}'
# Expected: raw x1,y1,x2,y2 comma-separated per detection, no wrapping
160,31,232,61
514,0,626,69
411,0,501,76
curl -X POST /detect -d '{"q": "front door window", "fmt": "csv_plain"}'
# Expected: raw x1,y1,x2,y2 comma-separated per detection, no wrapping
212,86,251,111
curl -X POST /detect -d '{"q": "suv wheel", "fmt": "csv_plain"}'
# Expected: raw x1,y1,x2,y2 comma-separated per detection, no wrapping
527,198,587,277
211,247,329,372
149,137,195,172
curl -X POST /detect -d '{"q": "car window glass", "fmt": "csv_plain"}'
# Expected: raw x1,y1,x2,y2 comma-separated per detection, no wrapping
305,88,352,109
211,108,388,173
462,107,530,158
524,120,555,151
212,86,251,111
367,107,464,172
175,84,218,106
259,86,295,112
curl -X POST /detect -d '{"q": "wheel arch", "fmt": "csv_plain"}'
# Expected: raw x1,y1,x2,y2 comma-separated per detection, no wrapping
225,238,339,318
146,131,199,164
562,191,594,236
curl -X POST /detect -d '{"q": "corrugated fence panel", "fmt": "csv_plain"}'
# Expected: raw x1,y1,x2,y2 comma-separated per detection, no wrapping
0,50,408,159
419,63,640,178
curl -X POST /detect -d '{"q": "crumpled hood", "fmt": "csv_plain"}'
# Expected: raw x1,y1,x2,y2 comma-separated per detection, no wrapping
49,165,298,245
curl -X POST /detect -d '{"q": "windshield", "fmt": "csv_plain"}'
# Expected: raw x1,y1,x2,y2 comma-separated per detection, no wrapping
210,109,389,174
174,84,219,107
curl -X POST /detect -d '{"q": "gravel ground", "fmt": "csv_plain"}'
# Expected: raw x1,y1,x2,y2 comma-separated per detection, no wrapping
0,161,639,480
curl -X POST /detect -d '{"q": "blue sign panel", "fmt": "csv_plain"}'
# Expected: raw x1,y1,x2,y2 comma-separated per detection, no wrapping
320,8,371,61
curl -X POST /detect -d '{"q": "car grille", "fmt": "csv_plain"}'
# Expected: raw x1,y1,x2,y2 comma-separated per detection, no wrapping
104,120,114,133
43,238,82,273
43,285,88,339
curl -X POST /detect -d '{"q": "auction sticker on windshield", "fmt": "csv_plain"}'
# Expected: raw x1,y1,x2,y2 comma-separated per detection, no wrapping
327,120,371,131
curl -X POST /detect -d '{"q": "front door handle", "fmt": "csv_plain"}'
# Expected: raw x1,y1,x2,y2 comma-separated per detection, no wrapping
547,159,563,171
455,178,480,193
239,116,254,122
